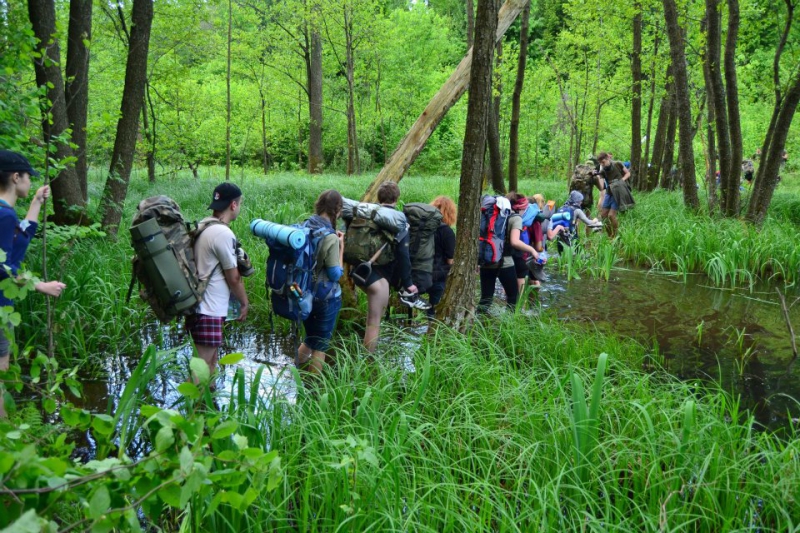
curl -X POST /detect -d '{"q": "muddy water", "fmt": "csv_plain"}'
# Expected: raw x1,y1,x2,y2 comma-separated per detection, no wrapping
75,269,799,432
531,268,800,427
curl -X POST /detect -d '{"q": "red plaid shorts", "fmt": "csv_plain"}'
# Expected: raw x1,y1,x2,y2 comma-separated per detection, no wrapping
186,314,225,347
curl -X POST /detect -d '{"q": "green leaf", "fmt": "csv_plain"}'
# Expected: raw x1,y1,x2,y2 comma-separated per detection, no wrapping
179,446,193,474
88,485,111,519
1,510,46,533
217,450,237,461
219,352,244,365
177,382,200,400
232,434,248,450
91,414,115,436
158,484,181,508
155,426,175,452
189,358,210,384
42,398,56,414
211,420,238,440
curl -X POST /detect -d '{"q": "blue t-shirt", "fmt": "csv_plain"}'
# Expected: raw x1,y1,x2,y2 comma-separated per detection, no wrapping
0,203,38,308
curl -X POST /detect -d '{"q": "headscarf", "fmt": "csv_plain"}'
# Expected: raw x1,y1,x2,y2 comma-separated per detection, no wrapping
512,196,529,212
568,190,584,206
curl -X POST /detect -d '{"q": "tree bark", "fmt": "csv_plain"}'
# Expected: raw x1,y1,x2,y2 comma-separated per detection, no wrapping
724,0,742,215
344,9,359,175
642,30,660,191
466,0,475,49
308,29,324,173
437,0,500,330
648,65,671,190
142,82,156,183
65,0,92,202
28,0,87,225
507,0,530,192
99,0,154,235
225,0,232,181
659,86,677,189
631,1,643,190
362,0,527,202
663,0,699,209
487,41,504,193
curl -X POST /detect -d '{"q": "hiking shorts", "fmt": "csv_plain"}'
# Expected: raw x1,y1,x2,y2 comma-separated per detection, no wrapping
303,296,342,352
513,255,528,279
187,314,225,347
602,192,619,211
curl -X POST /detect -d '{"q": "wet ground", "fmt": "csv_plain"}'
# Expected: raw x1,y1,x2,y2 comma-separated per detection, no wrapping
74,267,800,432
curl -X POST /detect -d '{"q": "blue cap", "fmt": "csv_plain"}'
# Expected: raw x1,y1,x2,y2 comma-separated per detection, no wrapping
0,150,40,177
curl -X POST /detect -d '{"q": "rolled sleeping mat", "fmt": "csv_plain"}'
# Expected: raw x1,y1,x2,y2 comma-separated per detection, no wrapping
550,211,571,223
130,217,199,315
250,219,307,250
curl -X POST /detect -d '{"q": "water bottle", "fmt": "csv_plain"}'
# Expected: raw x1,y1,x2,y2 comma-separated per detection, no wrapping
537,251,549,265
226,295,241,321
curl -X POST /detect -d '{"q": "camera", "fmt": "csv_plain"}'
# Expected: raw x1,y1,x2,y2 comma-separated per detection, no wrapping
236,242,255,277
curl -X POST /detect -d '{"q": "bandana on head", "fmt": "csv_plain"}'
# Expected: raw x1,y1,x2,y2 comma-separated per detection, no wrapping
512,197,529,212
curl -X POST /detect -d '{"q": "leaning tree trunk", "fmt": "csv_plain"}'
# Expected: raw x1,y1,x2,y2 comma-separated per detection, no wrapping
631,0,643,190
437,0,500,330
308,29,324,174
65,0,92,202
99,0,154,235
28,0,87,225
663,0,699,209
724,0,742,215
487,41,504,193
361,0,527,202
507,0,530,192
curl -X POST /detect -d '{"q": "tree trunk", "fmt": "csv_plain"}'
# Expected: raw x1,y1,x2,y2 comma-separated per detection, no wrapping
308,29,324,174
487,41,504,193
706,0,734,214
466,0,475,49
28,0,87,225
663,0,699,209
642,28,660,189
724,0,742,215
700,16,718,213
141,83,156,183
631,0,643,190
362,0,527,202
437,0,500,330
747,0,799,224
99,0,154,235
507,0,529,192
345,10,359,175
660,78,678,189
65,0,92,202
648,64,671,190
225,0,232,181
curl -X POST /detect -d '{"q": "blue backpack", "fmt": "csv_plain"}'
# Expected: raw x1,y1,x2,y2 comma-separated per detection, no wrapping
264,218,334,322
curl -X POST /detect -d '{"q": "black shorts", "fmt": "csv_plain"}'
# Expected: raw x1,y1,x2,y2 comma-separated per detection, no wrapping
513,255,528,279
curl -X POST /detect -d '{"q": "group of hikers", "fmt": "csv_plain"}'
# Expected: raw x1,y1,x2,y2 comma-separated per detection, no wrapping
0,148,635,397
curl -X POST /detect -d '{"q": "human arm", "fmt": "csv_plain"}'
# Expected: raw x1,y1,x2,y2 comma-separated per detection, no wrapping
35,280,66,297
509,228,538,260
573,208,599,226
323,232,344,282
621,166,631,182
443,226,455,267
223,267,249,321
24,186,50,223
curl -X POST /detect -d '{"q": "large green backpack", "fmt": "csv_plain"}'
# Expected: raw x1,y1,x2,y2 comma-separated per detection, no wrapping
343,211,396,267
128,196,218,321
403,203,443,273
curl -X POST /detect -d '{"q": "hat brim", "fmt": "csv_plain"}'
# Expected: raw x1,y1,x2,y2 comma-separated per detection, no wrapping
208,200,231,210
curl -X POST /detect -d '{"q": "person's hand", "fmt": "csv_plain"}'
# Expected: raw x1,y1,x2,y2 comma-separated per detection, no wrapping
336,230,345,246
405,284,418,294
35,280,66,297
236,303,249,322
34,186,50,205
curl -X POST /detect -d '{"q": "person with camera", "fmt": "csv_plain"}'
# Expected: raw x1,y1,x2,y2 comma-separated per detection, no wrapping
597,152,632,239
187,182,250,383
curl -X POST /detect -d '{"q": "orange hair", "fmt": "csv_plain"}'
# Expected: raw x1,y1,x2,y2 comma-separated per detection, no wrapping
431,195,457,226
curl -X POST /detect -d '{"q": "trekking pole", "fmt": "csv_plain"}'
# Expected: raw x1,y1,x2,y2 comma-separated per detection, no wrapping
41,139,54,359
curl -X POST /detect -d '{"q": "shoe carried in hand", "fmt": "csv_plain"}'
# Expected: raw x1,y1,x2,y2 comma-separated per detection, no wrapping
399,289,432,310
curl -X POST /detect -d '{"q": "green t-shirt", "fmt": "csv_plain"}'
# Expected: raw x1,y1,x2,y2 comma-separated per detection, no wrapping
316,233,341,280
502,214,523,268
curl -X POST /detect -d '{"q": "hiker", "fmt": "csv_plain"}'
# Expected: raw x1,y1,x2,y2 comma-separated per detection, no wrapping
597,151,633,238
0,150,66,418
423,195,456,318
478,192,539,313
569,161,606,234
296,190,344,373
355,182,420,352
742,159,755,187
186,183,249,383
551,191,601,253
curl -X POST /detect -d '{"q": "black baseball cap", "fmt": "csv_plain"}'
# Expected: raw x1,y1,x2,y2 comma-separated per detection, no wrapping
0,150,40,177
208,182,242,210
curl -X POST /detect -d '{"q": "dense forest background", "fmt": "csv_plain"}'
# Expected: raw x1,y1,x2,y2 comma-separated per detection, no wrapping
1,0,798,217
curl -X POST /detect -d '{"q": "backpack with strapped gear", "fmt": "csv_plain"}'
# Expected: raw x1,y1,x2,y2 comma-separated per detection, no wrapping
478,195,512,267
570,165,597,209
129,196,217,322
256,217,335,322
551,204,578,251
403,203,443,274
343,210,397,267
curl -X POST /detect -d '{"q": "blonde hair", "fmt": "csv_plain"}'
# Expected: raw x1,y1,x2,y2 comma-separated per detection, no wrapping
531,194,545,210
431,195,457,226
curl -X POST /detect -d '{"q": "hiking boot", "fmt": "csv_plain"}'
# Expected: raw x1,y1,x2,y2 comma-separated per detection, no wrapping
399,290,432,310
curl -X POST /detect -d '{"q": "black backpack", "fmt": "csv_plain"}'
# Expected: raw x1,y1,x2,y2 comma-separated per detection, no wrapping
402,203,443,274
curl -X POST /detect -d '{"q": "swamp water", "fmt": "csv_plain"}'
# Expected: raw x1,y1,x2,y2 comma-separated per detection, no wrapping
76,268,799,436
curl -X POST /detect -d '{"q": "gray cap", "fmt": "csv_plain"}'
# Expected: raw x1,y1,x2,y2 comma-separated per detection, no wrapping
568,190,584,204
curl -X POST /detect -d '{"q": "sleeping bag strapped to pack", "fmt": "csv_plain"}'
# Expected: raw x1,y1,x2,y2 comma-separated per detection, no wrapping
252,218,334,322
403,203,443,274
129,196,208,322
342,201,406,267
478,195,512,267
551,205,578,250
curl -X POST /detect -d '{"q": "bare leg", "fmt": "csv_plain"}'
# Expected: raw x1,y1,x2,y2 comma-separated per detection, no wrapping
298,342,325,374
193,344,219,387
599,207,611,238
364,278,389,352
607,209,619,238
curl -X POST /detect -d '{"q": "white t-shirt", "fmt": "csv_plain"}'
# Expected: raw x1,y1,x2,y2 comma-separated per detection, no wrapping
194,219,237,317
